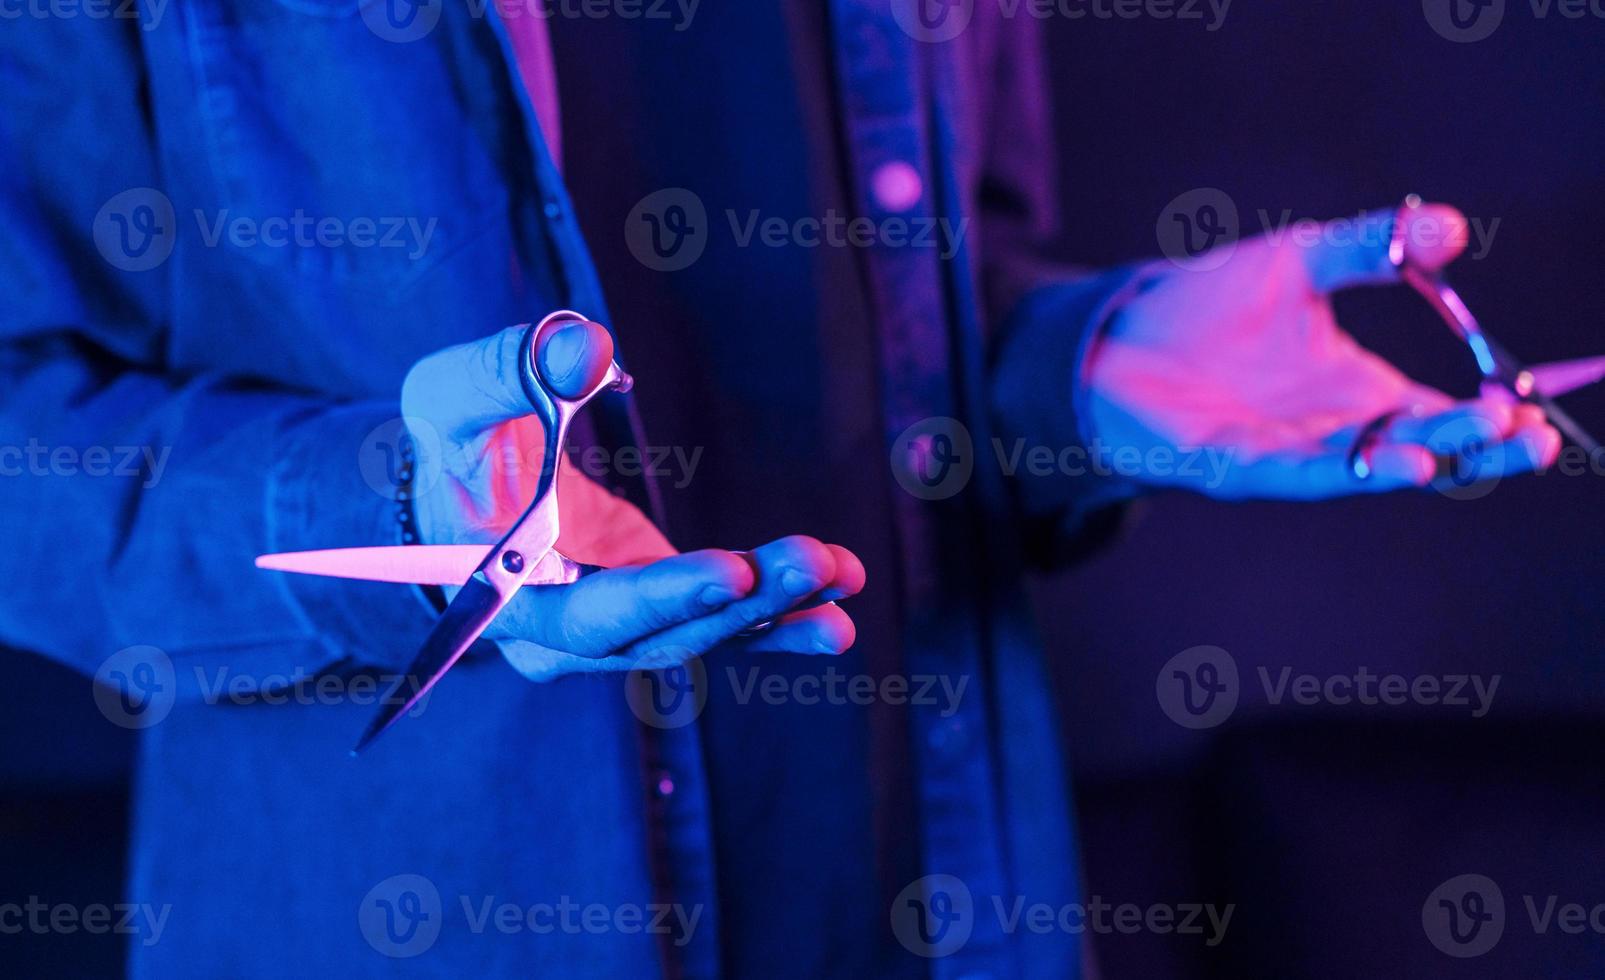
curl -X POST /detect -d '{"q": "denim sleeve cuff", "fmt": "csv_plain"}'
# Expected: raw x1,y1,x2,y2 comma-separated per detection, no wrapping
265,402,441,672
989,263,1165,565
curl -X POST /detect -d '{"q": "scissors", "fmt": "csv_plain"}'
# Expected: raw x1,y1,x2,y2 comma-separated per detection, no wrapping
1352,195,1605,477
256,310,632,752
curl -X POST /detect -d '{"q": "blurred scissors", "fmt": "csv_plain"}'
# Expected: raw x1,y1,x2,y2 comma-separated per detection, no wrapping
1390,194,1604,455
255,310,632,752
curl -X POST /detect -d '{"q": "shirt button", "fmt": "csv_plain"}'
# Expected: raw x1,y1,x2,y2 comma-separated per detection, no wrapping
654,771,676,798
543,199,563,220
871,161,923,213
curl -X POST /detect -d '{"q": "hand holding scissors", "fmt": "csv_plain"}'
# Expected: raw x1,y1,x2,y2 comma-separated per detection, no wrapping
258,313,864,750
1081,199,1594,499
1387,194,1602,464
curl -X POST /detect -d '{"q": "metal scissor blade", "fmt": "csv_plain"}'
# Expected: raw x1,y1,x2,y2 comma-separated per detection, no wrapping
260,545,590,587
1528,355,1605,400
256,545,492,585
346,310,629,751
1396,235,1604,458
1529,389,1601,455
352,575,511,754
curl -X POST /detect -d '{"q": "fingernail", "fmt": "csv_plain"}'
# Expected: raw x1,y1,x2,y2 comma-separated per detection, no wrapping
698,584,743,609
1526,428,1562,470
814,638,843,655
542,322,588,383
780,568,816,597
1373,446,1436,486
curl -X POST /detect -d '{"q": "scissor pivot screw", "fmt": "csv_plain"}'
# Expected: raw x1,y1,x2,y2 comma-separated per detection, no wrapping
501,551,525,574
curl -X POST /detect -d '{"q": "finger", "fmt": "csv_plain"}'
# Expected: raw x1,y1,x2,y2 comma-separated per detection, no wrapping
1385,399,1516,445
1304,200,1470,293
725,603,857,656
1398,402,1559,486
537,318,615,399
493,548,755,657
816,543,867,601
400,318,615,442
1432,415,1560,484
1508,418,1564,472
1211,441,1435,500
620,535,847,658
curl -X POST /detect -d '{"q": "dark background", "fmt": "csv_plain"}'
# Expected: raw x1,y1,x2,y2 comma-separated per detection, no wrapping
1035,3,1605,976
3,3,1603,977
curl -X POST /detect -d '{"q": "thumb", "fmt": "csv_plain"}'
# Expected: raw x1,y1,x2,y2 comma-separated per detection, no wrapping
401,316,616,443
1303,200,1470,293
536,318,616,399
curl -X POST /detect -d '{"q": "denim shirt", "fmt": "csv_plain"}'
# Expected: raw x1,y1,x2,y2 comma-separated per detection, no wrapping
0,2,1144,977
